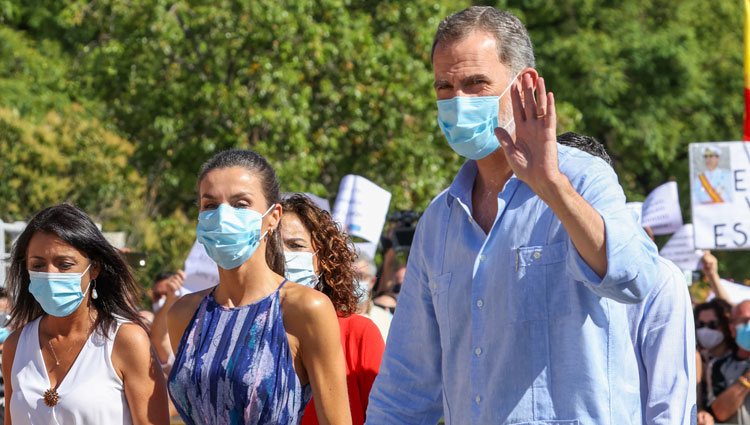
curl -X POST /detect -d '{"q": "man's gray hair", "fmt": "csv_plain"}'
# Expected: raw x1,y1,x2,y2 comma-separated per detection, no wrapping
431,6,536,74
356,251,377,278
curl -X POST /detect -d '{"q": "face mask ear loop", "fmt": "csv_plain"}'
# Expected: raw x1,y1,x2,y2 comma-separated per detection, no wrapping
261,203,277,241
498,71,521,129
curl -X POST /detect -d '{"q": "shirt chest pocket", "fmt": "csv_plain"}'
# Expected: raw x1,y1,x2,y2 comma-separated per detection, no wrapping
507,241,571,322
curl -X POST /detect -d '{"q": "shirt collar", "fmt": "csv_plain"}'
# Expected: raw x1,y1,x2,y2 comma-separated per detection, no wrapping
446,160,477,208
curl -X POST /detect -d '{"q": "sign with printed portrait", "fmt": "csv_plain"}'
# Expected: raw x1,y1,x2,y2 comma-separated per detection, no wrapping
690,142,750,249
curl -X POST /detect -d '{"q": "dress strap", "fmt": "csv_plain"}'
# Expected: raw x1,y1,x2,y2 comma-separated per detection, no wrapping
276,278,289,291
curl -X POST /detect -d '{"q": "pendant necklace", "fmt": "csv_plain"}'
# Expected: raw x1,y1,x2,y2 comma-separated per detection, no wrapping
43,340,62,407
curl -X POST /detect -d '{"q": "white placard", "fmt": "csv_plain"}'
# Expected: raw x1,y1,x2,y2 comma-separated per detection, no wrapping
626,202,643,226
332,175,391,243
659,224,704,271
182,240,219,293
690,142,750,249
304,193,331,213
641,182,683,235
355,241,379,259
707,279,750,304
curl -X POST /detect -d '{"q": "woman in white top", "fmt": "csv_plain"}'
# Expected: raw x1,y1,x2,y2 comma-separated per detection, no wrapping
2,203,169,424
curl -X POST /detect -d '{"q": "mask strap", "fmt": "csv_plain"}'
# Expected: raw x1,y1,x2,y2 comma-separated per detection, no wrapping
260,203,277,241
499,71,522,100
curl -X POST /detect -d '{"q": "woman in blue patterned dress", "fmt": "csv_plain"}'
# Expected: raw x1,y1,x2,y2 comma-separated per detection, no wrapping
167,149,351,425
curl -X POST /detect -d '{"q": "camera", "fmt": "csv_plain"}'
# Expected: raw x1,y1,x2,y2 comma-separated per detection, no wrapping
387,211,421,252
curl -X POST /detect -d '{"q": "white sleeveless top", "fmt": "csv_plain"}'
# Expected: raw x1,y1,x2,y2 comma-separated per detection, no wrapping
10,317,133,425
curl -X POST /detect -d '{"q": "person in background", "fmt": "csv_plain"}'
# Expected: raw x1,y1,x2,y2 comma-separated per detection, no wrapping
2,203,169,425
149,271,185,370
695,299,734,424
706,300,750,423
281,193,384,425
558,131,696,423
0,288,10,425
167,150,351,425
354,253,392,342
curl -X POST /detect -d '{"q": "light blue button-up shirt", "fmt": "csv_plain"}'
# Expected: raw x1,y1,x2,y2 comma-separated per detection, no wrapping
627,256,696,425
366,145,661,425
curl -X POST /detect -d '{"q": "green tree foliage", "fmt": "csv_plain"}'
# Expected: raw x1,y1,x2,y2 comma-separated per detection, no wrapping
1,0,749,287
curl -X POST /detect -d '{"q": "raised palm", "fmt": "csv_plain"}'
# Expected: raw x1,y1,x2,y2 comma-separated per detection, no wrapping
495,74,559,197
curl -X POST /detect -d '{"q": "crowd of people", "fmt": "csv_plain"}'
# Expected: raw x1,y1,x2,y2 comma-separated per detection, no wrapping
0,4,747,425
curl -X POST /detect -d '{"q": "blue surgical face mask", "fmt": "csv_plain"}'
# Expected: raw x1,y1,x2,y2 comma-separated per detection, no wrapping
737,322,750,351
197,203,275,270
436,73,519,160
0,327,10,343
284,251,319,288
28,264,93,317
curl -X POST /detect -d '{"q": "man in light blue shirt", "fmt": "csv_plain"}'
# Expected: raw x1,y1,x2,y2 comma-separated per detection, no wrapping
366,6,662,425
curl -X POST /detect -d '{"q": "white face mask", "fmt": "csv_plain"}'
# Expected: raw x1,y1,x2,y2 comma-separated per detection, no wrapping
284,251,319,288
356,279,371,304
697,327,725,350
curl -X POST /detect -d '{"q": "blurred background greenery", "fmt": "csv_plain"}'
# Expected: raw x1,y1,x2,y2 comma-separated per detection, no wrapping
0,0,746,298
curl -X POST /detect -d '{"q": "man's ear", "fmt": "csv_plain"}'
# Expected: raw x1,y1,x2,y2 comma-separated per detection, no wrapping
515,67,539,102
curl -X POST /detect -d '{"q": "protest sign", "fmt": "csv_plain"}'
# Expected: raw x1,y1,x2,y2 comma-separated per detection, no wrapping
707,279,750,304
659,224,704,271
690,142,750,249
332,175,391,244
183,239,219,293
641,182,683,235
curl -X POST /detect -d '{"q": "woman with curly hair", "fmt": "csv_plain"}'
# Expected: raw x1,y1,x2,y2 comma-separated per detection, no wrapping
281,194,385,425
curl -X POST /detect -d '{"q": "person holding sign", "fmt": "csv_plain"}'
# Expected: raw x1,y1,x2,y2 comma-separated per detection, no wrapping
693,146,732,204
367,6,662,425
167,150,351,425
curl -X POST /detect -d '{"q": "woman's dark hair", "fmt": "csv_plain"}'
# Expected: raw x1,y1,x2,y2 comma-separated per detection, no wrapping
7,203,145,334
694,299,735,350
197,149,285,276
281,194,359,315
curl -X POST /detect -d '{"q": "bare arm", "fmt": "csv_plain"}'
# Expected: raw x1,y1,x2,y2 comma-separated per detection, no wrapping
112,324,169,425
286,290,351,425
703,251,732,305
711,373,750,422
150,271,185,365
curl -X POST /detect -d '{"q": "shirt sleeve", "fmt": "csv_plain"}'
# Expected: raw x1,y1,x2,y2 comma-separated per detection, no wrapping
565,159,660,303
638,263,697,425
366,216,444,425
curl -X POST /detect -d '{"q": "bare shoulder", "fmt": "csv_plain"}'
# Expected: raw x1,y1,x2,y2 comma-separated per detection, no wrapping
281,283,336,319
113,323,151,356
169,288,211,324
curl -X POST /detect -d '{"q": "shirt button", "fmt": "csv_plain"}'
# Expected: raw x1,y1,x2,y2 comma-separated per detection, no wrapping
533,251,542,259
475,395,481,404
476,299,484,308
474,347,483,356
